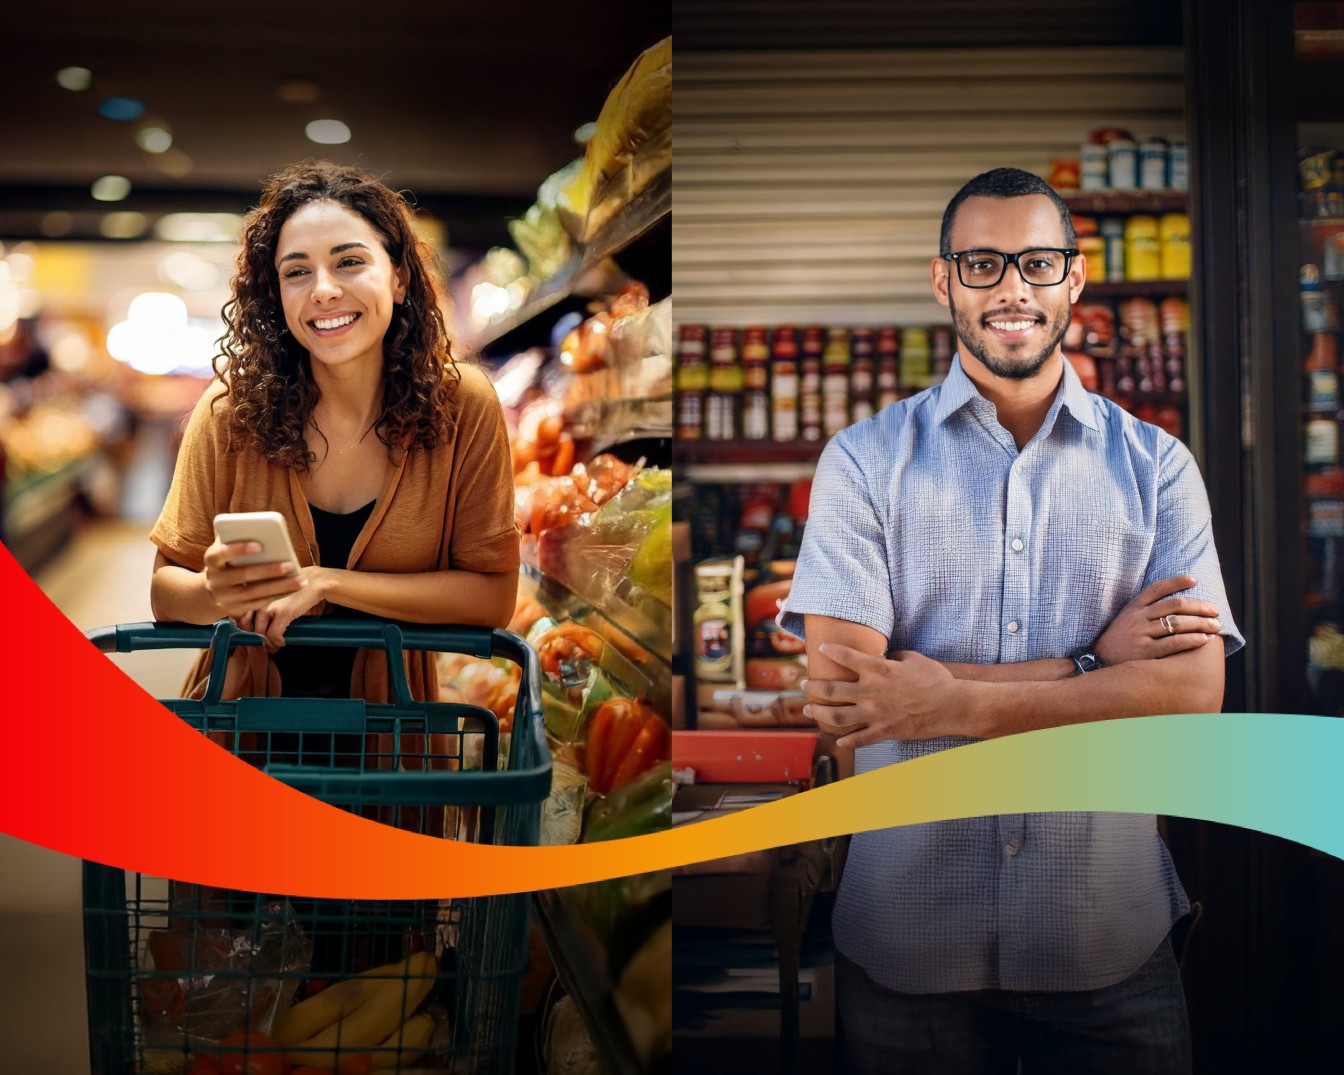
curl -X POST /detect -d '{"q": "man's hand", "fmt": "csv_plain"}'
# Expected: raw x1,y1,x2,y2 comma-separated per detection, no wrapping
803,643,963,749
1094,574,1222,665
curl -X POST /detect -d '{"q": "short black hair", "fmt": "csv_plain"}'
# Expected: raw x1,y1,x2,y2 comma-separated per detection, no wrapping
939,167,1076,256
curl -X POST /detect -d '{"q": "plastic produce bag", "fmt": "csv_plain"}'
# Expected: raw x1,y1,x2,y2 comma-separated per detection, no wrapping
139,900,311,1049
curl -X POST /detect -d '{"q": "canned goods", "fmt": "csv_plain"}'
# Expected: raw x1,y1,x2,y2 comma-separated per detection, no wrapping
1125,215,1161,281
1108,140,1138,190
1077,235,1106,282
1139,138,1169,190
1100,217,1126,280
1080,144,1109,191
1168,142,1189,191
1159,213,1190,279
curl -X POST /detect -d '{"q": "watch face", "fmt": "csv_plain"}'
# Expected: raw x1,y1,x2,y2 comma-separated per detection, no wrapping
1076,653,1102,673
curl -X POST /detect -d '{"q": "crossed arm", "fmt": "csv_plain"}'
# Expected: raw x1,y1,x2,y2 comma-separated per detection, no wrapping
803,576,1227,750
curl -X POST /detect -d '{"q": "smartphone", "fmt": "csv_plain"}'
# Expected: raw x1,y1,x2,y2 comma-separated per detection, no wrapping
213,511,301,575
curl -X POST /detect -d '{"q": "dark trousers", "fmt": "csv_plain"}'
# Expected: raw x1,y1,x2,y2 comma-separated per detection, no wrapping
836,936,1192,1075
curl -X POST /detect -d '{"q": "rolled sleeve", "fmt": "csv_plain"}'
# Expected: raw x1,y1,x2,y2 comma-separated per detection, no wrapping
778,435,894,643
1148,436,1244,656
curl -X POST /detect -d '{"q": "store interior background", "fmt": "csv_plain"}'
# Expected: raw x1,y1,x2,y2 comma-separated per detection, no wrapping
672,0,1343,1072
0,4,666,1073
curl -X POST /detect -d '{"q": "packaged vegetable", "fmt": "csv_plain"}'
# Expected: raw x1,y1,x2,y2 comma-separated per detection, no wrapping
585,698,668,794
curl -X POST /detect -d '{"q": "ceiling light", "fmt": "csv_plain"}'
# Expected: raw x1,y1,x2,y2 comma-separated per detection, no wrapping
56,67,92,91
98,96,146,122
154,213,244,243
100,212,148,239
305,119,351,145
154,149,194,178
91,175,132,201
136,126,173,153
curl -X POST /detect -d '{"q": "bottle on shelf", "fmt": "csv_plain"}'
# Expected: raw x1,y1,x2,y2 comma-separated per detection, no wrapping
740,326,770,441
770,325,800,442
849,328,875,423
930,326,955,381
1305,328,1341,414
799,326,824,441
675,324,708,441
876,326,901,409
901,326,932,390
822,327,852,436
706,327,742,441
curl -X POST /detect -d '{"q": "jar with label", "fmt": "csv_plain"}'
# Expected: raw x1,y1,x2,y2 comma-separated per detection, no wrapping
823,327,852,436
901,327,932,389
1080,143,1109,191
1108,140,1138,190
876,326,901,408
1305,331,1341,412
1306,469,1344,537
1077,234,1106,283
1139,138,1169,190
770,326,800,441
1159,213,1190,279
740,326,770,440
1100,216,1127,280
1125,215,1161,281
850,328,875,422
694,560,737,682
675,324,708,440
1169,142,1189,190
799,326,824,440
1306,416,1340,468
1302,265,1339,333
706,327,742,441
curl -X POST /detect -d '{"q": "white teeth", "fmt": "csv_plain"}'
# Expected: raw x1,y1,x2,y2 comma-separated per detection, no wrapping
989,320,1035,332
314,313,356,330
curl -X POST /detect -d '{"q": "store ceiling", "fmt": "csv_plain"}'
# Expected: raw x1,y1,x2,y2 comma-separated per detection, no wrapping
0,2,669,249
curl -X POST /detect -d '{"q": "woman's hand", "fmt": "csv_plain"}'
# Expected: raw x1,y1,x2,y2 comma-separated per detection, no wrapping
201,538,306,619
1094,575,1223,665
252,566,330,648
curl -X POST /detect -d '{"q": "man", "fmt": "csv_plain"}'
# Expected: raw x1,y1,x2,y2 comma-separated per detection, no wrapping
778,167,1243,1074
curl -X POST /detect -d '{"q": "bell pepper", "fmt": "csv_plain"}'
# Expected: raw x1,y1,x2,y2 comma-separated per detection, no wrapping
583,761,673,843
585,698,668,794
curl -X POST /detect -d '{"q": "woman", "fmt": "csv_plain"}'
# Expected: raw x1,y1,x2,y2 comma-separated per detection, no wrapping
150,159,519,704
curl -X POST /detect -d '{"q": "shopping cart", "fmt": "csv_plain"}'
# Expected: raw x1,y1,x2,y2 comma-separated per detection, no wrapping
82,617,551,1075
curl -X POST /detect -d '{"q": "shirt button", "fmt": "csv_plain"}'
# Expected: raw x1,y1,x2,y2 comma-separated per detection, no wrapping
1006,620,1020,634
1005,840,1020,856
1011,538,1024,552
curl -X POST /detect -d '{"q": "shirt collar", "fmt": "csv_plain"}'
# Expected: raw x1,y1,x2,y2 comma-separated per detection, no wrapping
934,352,1100,433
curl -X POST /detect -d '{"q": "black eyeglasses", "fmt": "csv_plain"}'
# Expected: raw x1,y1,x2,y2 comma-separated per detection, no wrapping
942,247,1079,288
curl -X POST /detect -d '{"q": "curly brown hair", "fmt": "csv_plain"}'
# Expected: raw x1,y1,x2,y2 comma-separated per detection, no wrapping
214,159,459,469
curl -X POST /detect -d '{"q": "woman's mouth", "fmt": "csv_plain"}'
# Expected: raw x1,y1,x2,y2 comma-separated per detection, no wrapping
310,312,361,335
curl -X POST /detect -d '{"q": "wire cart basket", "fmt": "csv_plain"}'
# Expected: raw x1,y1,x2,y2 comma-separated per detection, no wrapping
82,618,552,1075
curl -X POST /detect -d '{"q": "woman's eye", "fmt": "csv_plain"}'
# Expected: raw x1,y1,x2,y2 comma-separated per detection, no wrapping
283,267,308,279
338,256,363,268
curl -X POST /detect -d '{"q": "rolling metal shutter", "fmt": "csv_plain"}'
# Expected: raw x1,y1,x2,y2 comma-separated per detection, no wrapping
674,47,1185,326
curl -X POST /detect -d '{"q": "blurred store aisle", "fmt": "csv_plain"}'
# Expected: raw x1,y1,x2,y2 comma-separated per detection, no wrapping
1,519,194,1074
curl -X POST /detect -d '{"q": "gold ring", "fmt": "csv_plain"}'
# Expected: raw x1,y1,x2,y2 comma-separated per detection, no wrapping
1161,614,1175,634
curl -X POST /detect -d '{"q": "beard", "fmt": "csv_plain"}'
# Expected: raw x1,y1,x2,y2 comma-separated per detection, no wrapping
949,292,1071,382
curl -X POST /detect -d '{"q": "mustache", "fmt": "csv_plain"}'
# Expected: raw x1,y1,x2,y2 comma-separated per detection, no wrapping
981,309,1045,324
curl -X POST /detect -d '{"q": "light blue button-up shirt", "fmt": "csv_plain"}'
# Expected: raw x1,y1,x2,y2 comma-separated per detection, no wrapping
779,353,1243,994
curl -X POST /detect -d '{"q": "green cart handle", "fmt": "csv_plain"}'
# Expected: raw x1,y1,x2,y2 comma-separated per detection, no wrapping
84,618,548,776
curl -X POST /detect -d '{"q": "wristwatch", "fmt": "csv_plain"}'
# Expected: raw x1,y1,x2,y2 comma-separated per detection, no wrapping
1069,646,1104,675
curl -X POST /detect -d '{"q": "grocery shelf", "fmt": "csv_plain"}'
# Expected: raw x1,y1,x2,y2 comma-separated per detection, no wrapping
520,560,672,702
1061,190,1188,214
672,439,827,465
572,395,674,458
533,889,647,1075
472,168,670,352
1082,280,1189,298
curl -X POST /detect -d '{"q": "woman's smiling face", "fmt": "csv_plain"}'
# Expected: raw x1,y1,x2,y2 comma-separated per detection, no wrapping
274,199,408,376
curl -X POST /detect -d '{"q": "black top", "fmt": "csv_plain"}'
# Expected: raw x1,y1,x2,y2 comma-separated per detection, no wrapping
271,499,377,698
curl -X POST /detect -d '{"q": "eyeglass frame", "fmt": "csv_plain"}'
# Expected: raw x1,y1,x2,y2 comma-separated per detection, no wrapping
940,247,1081,289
